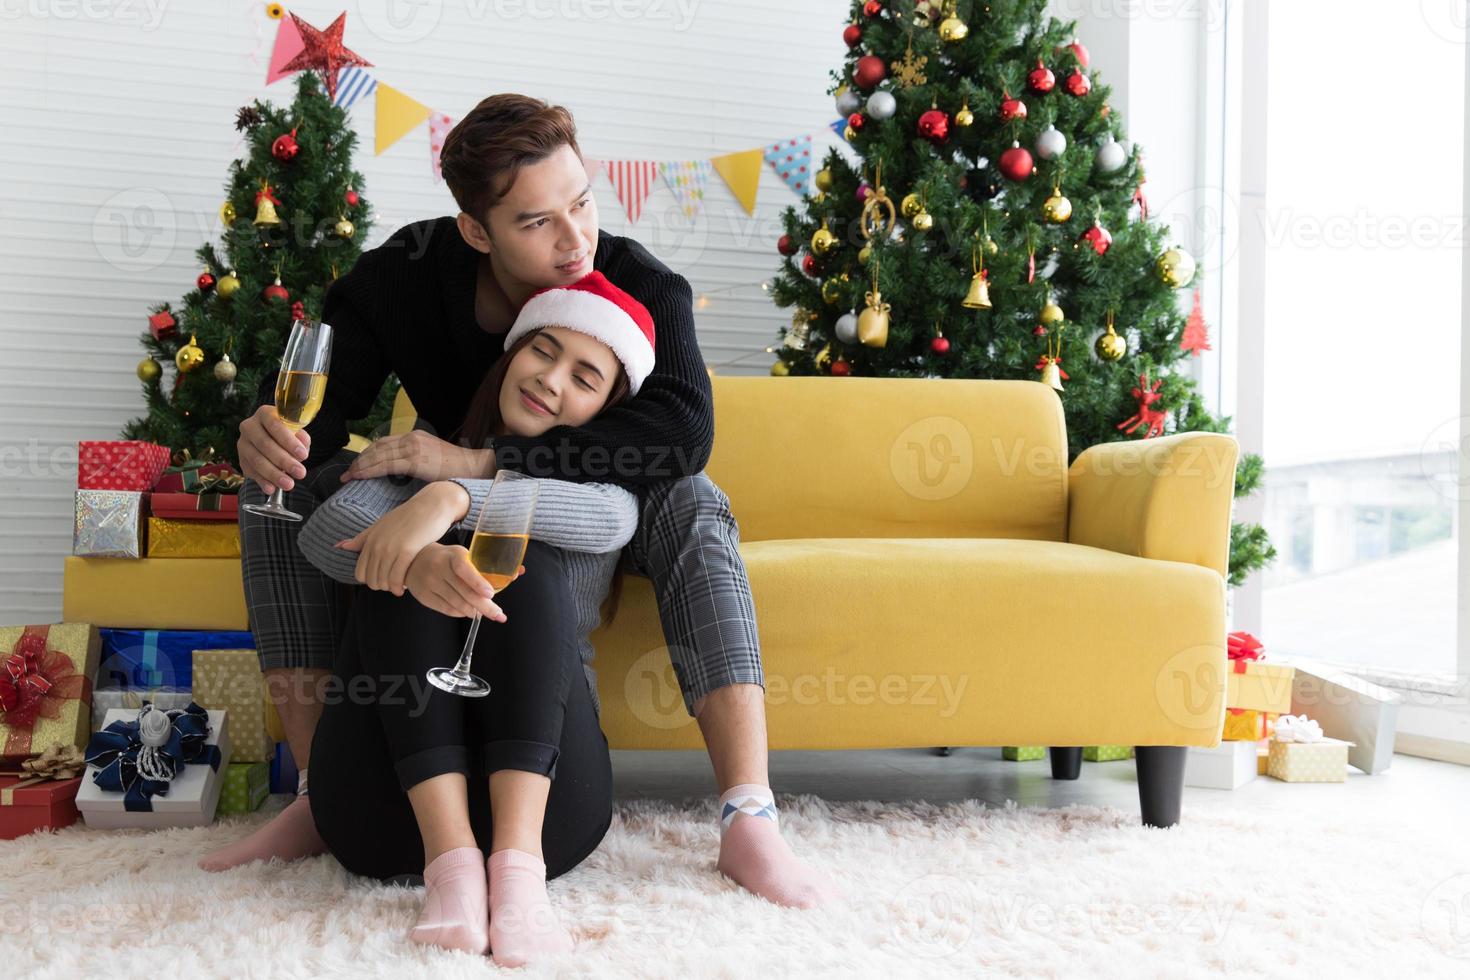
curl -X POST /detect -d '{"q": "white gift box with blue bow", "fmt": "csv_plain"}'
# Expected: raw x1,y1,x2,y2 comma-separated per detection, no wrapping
76,702,231,829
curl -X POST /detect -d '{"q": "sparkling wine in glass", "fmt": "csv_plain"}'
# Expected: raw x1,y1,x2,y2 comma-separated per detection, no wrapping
427,469,539,698
242,317,333,523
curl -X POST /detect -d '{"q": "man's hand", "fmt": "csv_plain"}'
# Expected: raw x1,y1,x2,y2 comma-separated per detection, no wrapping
341,430,495,484
402,544,525,620
333,483,471,596
238,405,310,495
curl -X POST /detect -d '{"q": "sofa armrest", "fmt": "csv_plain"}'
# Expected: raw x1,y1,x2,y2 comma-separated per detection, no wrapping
1066,431,1240,578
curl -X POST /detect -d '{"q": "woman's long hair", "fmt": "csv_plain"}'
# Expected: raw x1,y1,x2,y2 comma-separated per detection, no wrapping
451,327,634,626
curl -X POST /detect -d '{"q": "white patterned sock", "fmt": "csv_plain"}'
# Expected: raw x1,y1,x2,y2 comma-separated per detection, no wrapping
296,767,309,797
718,783,778,834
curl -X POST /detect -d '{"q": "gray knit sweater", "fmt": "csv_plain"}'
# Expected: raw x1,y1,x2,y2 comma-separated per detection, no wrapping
295,475,639,717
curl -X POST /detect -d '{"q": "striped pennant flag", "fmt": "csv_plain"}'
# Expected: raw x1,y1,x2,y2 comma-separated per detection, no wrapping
333,66,377,111
659,160,712,220
605,160,660,224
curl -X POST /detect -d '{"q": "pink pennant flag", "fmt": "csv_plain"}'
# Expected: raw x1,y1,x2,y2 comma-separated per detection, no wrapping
266,12,305,85
605,160,660,224
582,157,603,183
429,112,456,182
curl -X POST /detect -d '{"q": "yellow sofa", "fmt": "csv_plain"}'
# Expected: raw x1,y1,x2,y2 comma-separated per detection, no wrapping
63,374,1237,827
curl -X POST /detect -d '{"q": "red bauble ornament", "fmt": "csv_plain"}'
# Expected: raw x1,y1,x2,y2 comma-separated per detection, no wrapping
263,277,290,303
291,300,306,321
1080,222,1113,255
272,127,299,162
1034,324,1048,336
853,54,886,90
917,108,950,143
802,254,819,276
196,272,216,292
1028,58,1055,93
847,111,866,132
930,335,951,355
844,23,862,48
831,358,851,376
344,188,360,206
999,92,1027,123
778,234,797,256
1065,69,1092,97
862,0,883,17
999,142,1035,181
1066,38,1090,68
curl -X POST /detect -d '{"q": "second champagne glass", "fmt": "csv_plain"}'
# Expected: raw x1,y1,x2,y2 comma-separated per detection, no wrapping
426,469,539,698
242,317,333,523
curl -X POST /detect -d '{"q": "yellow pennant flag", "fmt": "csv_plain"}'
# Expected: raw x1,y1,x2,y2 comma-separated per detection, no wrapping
711,147,764,216
375,82,433,155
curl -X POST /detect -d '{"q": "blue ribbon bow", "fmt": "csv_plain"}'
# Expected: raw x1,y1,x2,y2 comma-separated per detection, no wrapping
83,700,222,812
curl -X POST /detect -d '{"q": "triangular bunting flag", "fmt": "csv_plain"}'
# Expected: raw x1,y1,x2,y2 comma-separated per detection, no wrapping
333,66,377,110
830,118,849,143
582,157,603,183
266,12,305,85
429,112,456,181
711,147,764,216
764,135,813,198
375,82,433,155
659,160,713,220
605,160,660,224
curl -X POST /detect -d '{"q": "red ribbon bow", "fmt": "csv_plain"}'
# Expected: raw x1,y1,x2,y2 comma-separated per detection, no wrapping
0,627,91,758
256,182,282,206
1034,355,1070,380
1226,630,1263,674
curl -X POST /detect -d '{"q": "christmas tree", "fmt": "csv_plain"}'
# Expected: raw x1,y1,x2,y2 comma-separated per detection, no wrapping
768,0,1273,586
123,72,397,468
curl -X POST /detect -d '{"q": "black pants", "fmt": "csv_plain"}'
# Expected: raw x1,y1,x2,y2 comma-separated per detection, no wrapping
308,537,613,882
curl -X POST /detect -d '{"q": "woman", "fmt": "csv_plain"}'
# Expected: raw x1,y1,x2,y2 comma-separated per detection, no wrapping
295,271,654,967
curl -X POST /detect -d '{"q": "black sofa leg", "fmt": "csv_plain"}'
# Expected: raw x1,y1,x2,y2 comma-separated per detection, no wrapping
1049,747,1082,780
932,746,952,756
1134,746,1188,828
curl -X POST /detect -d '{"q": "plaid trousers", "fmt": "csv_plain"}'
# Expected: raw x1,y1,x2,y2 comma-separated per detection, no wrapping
239,448,764,717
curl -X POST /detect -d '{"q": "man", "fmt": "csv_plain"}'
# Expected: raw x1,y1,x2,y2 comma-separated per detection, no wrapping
199,93,840,909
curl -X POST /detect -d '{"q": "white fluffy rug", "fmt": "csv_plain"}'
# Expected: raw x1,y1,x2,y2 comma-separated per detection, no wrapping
4,792,1466,978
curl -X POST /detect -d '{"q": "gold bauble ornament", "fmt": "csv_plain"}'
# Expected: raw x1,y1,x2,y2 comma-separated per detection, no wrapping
815,168,834,193
1040,300,1065,325
858,244,873,265
844,124,857,141
771,359,791,377
334,217,355,239
939,14,968,42
219,201,237,224
136,357,162,383
811,225,838,256
213,352,238,382
821,273,850,306
1095,327,1127,361
857,285,891,348
175,334,205,373
216,270,241,299
900,193,924,219
1156,247,1197,288
814,343,833,372
955,102,974,127
983,234,998,256
913,210,934,232
1042,185,1073,223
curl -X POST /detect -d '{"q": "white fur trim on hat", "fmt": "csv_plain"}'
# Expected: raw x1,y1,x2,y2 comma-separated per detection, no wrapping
503,274,656,395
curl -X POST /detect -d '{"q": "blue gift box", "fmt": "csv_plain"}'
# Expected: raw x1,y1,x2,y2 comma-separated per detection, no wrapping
97,629,254,689
270,739,299,795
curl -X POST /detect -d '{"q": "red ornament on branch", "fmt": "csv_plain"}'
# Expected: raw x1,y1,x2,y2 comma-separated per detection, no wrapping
1118,371,1169,438
1064,69,1092,97
272,127,300,162
862,0,883,17
196,271,216,292
999,142,1035,181
917,107,950,143
777,234,797,257
853,54,886,90
344,188,360,206
1179,288,1213,357
844,23,862,48
1028,58,1055,93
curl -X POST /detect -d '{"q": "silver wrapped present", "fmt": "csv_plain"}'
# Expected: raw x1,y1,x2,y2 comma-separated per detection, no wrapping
73,489,145,558
90,687,195,731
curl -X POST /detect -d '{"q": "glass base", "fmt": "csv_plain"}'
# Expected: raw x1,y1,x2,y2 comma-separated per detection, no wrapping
427,666,491,698
242,501,304,522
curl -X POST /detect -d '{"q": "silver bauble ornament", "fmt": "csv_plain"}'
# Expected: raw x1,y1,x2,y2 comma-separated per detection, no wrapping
1095,134,1128,174
834,312,859,344
866,90,897,120
1036,124,1067,161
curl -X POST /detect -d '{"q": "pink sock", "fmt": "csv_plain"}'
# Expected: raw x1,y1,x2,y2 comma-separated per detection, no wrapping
410,847,490,955
487,848,574,967
715,783,844,909
197,791,326,871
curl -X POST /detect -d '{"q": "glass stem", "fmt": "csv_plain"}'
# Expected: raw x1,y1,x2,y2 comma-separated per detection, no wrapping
453,612,483,678
269,487,287,509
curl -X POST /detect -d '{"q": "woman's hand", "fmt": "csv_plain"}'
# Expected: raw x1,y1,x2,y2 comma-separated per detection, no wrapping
340,430,495,484
403,544,525,620
333,482,472,595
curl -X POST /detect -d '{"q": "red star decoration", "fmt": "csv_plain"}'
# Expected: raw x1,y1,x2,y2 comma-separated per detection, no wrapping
280,12,372,102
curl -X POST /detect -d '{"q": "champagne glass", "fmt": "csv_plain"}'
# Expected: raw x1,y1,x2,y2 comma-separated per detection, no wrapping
242,318,333,523
427,469,539,698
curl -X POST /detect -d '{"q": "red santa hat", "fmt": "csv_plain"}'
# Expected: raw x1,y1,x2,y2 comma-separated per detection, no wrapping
504,270,656,395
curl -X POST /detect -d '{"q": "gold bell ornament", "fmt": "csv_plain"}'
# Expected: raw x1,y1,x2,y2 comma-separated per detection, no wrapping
856,262,891,348
1094,309,1127,361
783,310,814,350
962,242,992,309
1038,356,1065,391
253,180,281,227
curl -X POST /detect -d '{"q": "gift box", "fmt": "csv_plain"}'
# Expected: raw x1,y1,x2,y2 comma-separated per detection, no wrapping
1225,631,1295,715
77,440,171,492
153,459,238,494
64,557,248,630
146,518,240,559
192,649,272,763
0,745,86,839
0,624,100,763
218,761,270,814
98,629,252,688
1083,745,1133,762
150,492,239,522
1265,716,1354,783
1184,740,1258,790
1001,746,1046,761
90,688,195,730
1222,708,1277,742
73,490,146,559
76,704,230,828
270,739,299,795
1256,738,1271,776
1288,658,1400,775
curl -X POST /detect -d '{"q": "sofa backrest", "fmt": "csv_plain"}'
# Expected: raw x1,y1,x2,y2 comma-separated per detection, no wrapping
705,376,1069,543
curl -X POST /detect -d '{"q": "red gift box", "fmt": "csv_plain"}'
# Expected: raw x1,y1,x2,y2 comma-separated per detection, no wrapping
0,774,82,839
78,441,171,492
150,492,239,521
153,461,238,494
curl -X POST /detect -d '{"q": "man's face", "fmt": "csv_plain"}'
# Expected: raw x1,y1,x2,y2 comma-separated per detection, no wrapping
482,144,599,288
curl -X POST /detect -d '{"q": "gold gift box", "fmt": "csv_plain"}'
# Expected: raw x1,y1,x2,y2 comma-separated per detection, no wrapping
1226,661,1295,716
1222,708,1277,741
0,624,101,763
1266,736,1354,783
146,518,240,559
192,649,273,763
63,557,247,630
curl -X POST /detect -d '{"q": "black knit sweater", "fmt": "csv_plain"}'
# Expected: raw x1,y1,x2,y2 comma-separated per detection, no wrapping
254,216,714,492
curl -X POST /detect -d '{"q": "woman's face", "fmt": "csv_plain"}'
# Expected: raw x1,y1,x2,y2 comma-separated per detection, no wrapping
497,325,622,436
